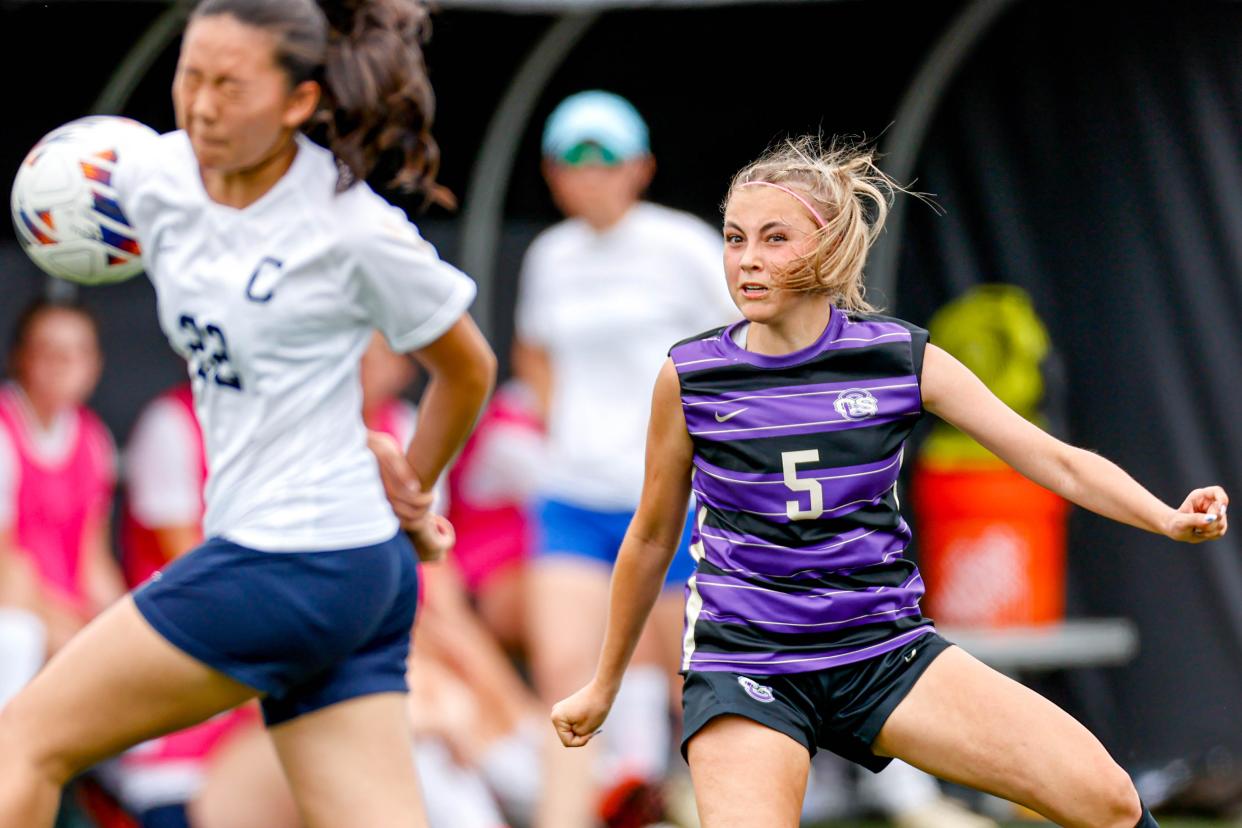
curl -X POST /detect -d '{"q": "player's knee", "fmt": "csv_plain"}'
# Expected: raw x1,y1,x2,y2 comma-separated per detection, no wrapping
1089,761,1142,828
0,698,77,786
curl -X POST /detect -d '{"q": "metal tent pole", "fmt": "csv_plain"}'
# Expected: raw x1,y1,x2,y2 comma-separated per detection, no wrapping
456,11,600,338
867,0,1020,312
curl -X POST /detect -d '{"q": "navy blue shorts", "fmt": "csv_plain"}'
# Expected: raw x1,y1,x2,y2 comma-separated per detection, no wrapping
133,532,419,727
534,498,697,587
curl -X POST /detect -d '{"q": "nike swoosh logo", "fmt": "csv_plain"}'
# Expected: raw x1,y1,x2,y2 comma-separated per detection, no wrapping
714,408,748,423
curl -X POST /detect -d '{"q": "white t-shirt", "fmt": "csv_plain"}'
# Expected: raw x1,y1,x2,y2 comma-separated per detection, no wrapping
457,383,544,507
115,132,476,551
516,202,736,510
124,395,202,528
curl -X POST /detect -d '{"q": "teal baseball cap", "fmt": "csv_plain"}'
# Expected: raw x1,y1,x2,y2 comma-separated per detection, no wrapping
542,90,650,165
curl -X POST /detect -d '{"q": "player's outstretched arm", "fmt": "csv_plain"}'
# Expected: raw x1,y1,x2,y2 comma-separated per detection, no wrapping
921,344,1228,543
551,358,695,748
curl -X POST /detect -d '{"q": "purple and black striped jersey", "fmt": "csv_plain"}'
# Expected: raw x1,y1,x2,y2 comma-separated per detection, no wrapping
671,306,935,675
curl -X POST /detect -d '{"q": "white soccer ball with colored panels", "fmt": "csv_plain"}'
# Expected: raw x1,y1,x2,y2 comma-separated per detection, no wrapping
11,115,158,285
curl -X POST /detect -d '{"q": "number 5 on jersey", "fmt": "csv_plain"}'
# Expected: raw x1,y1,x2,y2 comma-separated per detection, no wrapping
179,314,243,391
782,449,824,521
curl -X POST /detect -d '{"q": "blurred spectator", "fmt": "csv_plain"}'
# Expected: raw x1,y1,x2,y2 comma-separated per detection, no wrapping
0,544,44,710
364,330,547,826
515,90,737,827
0,299,121,662
361,331,421,463
410,560,546,827
122,383,203,586
445,344,545,656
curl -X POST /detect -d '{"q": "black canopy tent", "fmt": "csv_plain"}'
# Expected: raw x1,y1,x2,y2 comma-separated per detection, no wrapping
39,0,1013,326
900,2,1242,796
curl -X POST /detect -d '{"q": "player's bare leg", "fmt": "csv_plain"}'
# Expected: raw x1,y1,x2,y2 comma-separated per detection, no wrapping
269,692,427,828
529,558,611,828
0,597,257,827
875,645,1142,828
192,719,300,828
686,715,809,828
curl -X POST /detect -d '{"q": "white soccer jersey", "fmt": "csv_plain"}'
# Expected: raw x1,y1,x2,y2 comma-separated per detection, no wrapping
516,202,736,510
115,132,476,551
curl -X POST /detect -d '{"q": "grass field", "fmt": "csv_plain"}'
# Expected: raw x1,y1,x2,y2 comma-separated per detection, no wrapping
806,822,1234,827
55,777,1237,827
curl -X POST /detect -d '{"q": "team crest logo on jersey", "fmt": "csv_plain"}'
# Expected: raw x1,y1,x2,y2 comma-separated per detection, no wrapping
737,676,775,703
833,388,879,421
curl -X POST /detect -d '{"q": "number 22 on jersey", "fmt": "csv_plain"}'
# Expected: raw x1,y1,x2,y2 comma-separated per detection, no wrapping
179,314,243,390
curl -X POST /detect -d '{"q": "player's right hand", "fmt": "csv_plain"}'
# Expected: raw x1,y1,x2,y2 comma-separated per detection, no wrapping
551,682,613,748
409,514,455,562
367,430,434,528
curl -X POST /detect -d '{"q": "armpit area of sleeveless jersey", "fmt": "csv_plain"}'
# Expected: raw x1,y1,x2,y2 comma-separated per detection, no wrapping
113,132,476,551
671,307,935,675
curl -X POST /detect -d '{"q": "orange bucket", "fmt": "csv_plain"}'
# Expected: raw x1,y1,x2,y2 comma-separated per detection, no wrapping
912,465,1068,627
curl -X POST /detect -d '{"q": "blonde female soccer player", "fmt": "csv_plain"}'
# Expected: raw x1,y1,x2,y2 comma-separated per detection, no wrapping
0,1,495,826
550,137,1228,828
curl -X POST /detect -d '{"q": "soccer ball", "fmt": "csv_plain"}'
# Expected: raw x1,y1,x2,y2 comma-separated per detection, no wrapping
11,115,159,285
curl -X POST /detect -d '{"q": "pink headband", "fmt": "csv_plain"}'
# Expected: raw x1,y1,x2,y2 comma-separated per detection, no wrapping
738,181,826,228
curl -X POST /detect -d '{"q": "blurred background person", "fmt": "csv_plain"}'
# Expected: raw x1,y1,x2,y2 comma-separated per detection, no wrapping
362,331,422,466
122,381,202,588
408,554,546,828
365,330,546,828
0,541,44,710
0,299,121,664
515,90,737,828
0,297,127,821
445,342,545,658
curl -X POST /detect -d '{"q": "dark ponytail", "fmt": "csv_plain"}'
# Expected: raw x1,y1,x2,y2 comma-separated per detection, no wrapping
191,0,452,207
313,0,452,206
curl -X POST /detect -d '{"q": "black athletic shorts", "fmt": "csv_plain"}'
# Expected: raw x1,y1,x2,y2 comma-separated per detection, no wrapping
681,632,951,772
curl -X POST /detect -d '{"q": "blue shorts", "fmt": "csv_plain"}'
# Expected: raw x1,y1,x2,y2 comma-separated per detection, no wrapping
534,498,697,587
133,532,419,727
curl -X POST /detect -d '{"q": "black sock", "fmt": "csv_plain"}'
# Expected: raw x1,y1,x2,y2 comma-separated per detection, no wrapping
1135,807,1159,827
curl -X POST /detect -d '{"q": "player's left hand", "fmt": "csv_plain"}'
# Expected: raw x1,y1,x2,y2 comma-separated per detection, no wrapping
1166,486,1229,543
367,430,434,528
